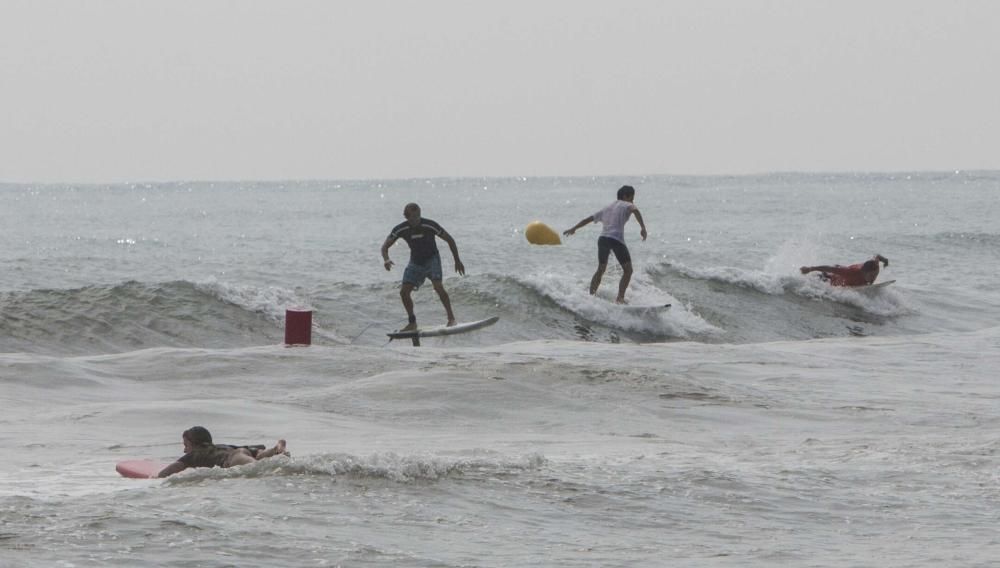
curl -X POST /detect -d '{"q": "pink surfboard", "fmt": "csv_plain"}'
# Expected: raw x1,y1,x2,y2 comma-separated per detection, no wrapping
116,460,169,479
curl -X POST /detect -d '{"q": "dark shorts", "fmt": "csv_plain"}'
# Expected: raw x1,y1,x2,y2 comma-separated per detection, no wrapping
402,254,443,288
179,445,237,469
597,236,631,266
179,444,267,469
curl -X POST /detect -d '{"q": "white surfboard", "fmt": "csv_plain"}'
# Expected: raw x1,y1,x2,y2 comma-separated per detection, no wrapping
388,316,499,340
620,304,671,313
855,280,895,295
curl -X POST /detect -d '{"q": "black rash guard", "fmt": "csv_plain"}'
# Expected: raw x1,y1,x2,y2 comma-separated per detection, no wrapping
389,218,446,264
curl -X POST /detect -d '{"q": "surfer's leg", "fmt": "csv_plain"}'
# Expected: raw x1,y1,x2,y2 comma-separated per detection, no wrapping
590,264,606,295
616,262,633,303
224,449,255,467
429,255,455,326
432,280,456,326
400,283,417,331
592,237,613,295
255,439,287,459
611,242,633,303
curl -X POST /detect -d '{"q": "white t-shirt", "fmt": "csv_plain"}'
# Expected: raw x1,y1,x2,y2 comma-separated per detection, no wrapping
593,200,636,243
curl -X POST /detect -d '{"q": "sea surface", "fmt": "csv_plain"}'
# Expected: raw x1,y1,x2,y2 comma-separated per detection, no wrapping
1,172,999,566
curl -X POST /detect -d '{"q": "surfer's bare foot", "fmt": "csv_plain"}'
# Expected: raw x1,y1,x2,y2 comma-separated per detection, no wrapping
275,439,290,457
255,439,287,459
401,322,417,332
446,319,456,327
615,298,628,305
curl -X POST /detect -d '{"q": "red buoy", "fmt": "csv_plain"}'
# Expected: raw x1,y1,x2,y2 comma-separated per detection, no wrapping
284,308,312,346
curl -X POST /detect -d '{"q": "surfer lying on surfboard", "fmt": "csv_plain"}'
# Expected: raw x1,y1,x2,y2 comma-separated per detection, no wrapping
157,426,288,478
563,185,647,304
800,254,889,286
381,202,465,332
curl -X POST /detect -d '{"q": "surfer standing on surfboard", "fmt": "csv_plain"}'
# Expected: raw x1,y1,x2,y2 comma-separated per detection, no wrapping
381,203,465,332
800,254,889,286
563,185,648,304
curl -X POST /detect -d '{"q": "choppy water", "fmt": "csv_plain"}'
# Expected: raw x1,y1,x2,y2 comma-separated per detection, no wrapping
1,172,999,566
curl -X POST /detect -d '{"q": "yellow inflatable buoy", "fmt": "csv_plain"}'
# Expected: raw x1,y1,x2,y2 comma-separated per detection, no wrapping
525,221,561,245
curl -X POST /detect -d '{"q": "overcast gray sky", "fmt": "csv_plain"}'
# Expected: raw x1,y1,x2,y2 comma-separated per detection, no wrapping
2,0,998,183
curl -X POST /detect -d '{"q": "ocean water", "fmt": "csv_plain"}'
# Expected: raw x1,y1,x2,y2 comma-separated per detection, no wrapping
1,172,999,566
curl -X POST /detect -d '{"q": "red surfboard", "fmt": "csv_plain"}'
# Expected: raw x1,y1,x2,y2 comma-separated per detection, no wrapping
116,460,168,479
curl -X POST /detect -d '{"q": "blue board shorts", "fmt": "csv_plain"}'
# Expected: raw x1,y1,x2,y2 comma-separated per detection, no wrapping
402,254,443,288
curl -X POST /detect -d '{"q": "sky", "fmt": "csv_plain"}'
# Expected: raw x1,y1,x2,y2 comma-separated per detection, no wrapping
2,0,999,183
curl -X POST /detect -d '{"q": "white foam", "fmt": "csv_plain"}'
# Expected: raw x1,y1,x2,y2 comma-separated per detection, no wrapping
520,271,717,337
194,278,345,343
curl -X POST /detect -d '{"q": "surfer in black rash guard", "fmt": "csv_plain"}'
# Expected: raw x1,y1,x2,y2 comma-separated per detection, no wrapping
157,426,287,478
380,202,465,331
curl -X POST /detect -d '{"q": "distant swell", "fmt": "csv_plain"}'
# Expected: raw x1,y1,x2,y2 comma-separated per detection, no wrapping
929,231,1000,248
0,280,301,355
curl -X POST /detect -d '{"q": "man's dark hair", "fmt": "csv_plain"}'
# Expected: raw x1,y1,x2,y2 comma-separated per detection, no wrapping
183,426,213,447
617,185,635,200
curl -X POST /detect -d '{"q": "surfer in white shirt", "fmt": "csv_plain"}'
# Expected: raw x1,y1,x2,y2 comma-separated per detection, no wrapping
563,185,648,304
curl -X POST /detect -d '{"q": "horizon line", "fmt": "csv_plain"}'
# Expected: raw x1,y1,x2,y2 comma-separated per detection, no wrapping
1,168,995,187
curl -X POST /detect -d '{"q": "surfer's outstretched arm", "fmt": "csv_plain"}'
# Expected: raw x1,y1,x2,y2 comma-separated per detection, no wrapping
157,460,188,478
563,215,594,236
632,209,647,241
380,236,398,271
440,232,465,275
801,265,848,276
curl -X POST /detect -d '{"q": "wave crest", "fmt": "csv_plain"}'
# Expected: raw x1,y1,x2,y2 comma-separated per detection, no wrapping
163,451,547,484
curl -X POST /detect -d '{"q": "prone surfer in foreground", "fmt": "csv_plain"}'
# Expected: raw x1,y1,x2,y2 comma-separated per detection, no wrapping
157,426,287,477
800,254,889,286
